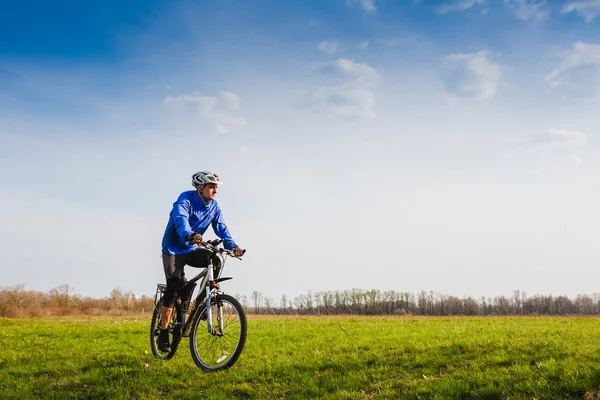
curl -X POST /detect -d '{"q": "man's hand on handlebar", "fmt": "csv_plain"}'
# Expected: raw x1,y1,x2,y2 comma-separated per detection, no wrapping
189,233,203,245
233,247,244,257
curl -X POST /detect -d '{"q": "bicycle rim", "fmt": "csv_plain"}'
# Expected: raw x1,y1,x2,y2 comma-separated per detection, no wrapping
189,294,247,371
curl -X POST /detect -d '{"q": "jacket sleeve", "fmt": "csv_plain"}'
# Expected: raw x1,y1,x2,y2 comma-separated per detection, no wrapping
172,193,194,242
212,206,237,250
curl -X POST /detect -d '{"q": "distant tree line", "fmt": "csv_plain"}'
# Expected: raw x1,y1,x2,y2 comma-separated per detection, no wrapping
0,284,154,318
2,284,600,318
242,289,600,317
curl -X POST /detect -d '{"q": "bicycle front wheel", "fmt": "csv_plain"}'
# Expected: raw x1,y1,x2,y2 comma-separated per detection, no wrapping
189,294,247,371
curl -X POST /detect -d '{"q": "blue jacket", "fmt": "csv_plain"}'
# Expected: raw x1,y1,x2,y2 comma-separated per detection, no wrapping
161,190,237,254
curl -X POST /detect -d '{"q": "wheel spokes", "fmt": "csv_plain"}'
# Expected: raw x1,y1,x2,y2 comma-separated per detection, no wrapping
191,298,244,368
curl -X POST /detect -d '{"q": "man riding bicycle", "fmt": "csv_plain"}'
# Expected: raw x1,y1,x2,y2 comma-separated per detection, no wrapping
158,171,244,352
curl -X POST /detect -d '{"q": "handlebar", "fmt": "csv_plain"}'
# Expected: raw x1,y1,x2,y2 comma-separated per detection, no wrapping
188,236,246,259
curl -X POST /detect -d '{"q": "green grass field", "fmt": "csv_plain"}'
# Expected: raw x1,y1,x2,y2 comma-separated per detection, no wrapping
2,315,600,399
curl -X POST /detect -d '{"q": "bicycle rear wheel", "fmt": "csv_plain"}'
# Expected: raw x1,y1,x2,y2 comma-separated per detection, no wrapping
150,298,182,360
189,294,247,371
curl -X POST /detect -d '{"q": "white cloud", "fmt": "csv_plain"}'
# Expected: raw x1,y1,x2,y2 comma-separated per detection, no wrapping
441,51,501,100
163,91,246,132
514,129,588,172
545,42,600,96
562,0,600,21
300,86,376,119
356,41,370,50
346,0,377,13
505,0,548,21
525,128,588,148
238,145,249,154
220,91,242,109
327,58,380,85
436,0,484,14
299,58,380,119
317,41,343,54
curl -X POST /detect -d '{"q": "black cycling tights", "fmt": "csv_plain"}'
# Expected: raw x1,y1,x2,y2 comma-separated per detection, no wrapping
161,248,221,308
163,277,182,308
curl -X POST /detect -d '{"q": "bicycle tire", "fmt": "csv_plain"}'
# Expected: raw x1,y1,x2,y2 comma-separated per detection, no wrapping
150,298,183,360
189,294,247,371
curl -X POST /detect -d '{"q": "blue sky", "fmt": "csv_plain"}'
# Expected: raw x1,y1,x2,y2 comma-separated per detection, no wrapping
1,0,599,303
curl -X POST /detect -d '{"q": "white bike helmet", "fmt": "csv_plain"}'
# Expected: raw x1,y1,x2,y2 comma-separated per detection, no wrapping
192,171,223,187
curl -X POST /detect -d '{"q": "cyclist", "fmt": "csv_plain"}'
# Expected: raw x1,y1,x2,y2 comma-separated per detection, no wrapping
157,171,244,352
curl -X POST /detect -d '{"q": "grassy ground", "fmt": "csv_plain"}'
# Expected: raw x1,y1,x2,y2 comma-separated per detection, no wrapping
2,315,600,399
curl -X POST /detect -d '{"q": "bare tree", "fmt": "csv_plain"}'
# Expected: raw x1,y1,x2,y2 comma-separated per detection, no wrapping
280,294,288,310
513,290,523,315
111,287,124,310
250,290,263,314
0,284,26,317
294,294,307,313
50,284,74,308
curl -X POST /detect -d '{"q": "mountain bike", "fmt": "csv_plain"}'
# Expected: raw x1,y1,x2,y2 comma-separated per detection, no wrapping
150,239,247,371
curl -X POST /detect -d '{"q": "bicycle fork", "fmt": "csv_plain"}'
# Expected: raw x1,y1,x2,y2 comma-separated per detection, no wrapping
205,267,225,336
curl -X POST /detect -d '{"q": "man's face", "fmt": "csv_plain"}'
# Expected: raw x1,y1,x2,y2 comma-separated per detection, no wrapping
198,183,218,200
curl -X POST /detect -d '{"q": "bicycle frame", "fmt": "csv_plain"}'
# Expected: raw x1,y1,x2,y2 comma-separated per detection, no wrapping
178,244,236,336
